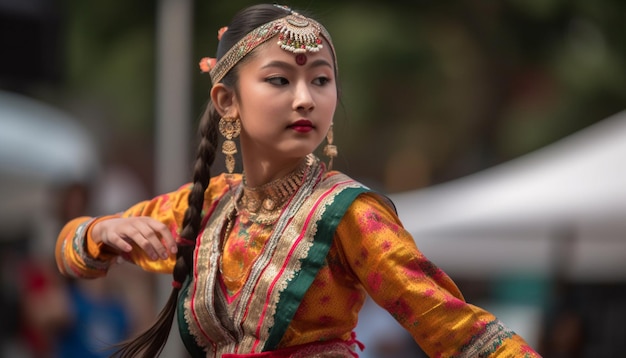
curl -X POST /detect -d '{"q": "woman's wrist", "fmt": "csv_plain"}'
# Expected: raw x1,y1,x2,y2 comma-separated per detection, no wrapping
86,215,122,259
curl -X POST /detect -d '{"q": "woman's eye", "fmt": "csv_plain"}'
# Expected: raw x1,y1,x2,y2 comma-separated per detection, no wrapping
266,77,289,85
313,77,331,86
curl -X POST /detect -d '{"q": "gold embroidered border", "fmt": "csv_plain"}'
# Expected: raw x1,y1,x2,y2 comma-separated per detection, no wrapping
184,188,241,355
454,319,515,358
238,173,363,352
183,162,363,355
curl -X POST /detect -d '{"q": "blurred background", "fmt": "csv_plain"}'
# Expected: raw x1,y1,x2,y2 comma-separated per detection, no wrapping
1,0,624,357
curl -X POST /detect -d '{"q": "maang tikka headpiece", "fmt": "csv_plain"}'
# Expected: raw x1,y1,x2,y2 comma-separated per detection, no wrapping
199,5,337,84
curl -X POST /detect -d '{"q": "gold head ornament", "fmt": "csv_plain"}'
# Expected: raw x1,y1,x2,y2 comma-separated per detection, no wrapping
198,5,337,84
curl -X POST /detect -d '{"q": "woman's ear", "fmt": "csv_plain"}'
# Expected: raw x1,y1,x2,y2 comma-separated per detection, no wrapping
211,84,237,117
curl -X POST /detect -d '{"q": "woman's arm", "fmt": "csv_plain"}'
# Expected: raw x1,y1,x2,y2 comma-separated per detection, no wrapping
335,193,540,357
55,183,195,278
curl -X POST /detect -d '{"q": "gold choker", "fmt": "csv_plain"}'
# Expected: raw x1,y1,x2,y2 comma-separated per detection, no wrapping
239,157,312,224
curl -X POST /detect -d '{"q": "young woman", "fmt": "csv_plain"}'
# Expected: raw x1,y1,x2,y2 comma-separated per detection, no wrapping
56,4,540,357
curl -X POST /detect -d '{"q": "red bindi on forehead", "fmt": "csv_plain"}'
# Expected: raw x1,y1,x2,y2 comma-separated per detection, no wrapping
295,53,307,66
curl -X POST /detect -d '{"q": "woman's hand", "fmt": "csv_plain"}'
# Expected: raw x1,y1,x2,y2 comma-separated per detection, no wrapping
92,217,178,260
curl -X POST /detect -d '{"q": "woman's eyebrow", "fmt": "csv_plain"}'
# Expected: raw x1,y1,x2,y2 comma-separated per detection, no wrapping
308,58,333,69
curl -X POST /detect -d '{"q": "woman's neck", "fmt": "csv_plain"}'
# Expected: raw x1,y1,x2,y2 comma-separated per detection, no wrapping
241,155,308,188
238,155,313,225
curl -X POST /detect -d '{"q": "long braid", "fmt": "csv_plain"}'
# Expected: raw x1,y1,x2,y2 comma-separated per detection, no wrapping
179,101,219,269
111,104,219,357
110,5,298,357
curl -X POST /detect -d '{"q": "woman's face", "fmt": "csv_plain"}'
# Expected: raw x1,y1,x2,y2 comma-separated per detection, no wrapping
232,37,337,161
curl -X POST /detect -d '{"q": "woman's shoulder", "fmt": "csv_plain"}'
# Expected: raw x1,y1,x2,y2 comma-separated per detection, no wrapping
323,170,396,213
321,170,361,188
207,173,242,201
170,173,242,203
209,172,242,189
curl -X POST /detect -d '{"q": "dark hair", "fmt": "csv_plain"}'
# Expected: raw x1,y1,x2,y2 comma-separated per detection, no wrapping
110,4,293,357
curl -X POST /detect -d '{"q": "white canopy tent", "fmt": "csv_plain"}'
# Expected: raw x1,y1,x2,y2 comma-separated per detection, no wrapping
0,90,99,240
0,90,98,183
389,110,626,282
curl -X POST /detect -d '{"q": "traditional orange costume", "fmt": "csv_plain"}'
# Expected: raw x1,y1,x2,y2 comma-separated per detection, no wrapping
56,156,539,357
57,5,540,357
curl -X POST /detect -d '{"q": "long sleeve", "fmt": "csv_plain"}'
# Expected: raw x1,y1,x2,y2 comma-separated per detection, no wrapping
55,174,233,279
335,193,540,357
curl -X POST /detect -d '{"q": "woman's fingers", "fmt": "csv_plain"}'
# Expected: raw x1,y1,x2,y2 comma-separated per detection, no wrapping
146,219,178,256
94,217,177,260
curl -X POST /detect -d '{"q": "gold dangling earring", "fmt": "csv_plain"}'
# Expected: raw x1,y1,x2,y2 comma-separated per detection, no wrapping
219,116,241,174
323,123,337,170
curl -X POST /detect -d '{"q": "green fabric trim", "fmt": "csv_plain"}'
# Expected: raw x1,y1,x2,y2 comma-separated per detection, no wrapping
178,275,206,358
263,186,368,351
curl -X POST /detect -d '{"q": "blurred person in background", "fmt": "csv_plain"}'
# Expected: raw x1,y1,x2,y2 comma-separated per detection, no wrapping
0,89,155,357
50,182,132,358
13,181,132,358
55,4,540,357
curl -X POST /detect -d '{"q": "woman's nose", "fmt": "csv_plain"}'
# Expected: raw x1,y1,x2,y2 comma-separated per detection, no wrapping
293,82,315,111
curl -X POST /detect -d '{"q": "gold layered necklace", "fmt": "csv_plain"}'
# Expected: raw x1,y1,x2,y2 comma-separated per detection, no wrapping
219,156,313,287
238,157,311,224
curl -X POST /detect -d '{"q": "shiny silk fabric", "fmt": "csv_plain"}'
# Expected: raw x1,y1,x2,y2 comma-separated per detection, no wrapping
56,170,540,357
177,167,371,356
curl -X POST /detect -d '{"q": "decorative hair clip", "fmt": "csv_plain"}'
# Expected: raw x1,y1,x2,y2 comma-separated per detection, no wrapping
273,4,292,13
198,26,228,73
199,57,217,73
217,26,228,41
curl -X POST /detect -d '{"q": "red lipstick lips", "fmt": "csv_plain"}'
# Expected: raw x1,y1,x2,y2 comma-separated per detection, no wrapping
289,119,313,133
